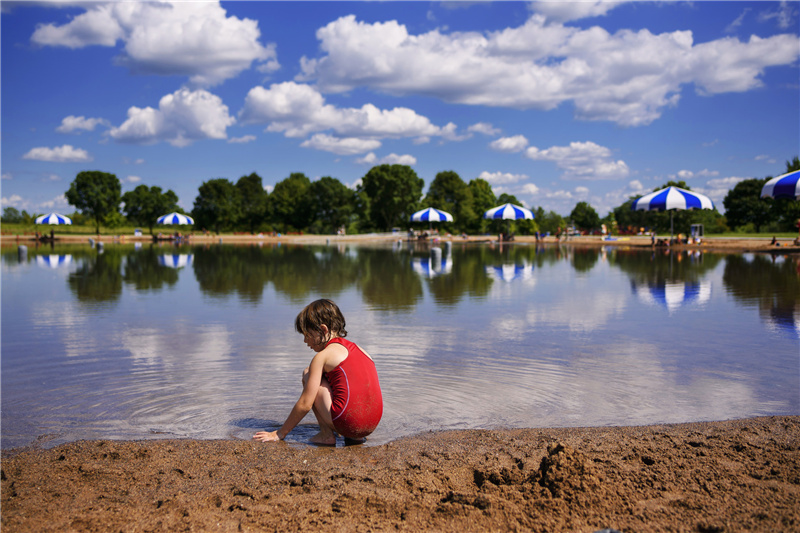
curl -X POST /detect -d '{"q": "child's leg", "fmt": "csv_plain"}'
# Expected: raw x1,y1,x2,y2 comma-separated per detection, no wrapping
302,368,337,445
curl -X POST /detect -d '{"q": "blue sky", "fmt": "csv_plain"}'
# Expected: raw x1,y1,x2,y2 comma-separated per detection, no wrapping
2,1,798,219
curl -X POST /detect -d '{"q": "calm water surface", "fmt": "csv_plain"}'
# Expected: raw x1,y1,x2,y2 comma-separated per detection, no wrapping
2,240,798,448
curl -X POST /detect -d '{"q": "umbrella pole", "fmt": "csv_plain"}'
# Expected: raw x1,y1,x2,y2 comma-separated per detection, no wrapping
670,211,674,240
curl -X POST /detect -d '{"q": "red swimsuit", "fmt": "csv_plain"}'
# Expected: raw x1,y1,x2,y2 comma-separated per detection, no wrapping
325,338,383,439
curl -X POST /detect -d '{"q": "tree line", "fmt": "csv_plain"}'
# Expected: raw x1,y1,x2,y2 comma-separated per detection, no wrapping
2,157,797,236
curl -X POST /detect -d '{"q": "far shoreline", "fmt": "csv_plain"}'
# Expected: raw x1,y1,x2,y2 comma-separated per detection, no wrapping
4,231,800,254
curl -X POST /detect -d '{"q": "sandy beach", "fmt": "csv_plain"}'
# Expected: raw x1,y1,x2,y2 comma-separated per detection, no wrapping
2,416,799,532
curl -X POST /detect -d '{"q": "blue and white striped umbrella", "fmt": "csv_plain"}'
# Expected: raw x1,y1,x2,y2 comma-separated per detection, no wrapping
761,169,800,200
410,207,454,223
411,256,453,278
35,213,72,225
157,212,194,225
158,254,193,268
484,203,534,220
632,186,713,238
632,186,714,212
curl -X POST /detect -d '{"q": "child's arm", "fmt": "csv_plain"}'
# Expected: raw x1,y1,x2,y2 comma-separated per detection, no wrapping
253,350,327,442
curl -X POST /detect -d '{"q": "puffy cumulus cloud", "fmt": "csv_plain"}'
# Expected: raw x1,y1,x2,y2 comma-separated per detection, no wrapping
356,152,417,165
31,2,277,86
526,141,629,180
56,115,110,133
477,170,529,185
701,176,749,211
489,135,529,153
240,81,448,142
23,144,92,162
300,133,381,155
299,13,799,126
109,88,235,147
124,175,142,184
521,183,540,195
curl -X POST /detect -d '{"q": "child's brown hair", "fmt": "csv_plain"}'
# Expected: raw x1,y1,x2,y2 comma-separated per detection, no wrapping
295,299,348,338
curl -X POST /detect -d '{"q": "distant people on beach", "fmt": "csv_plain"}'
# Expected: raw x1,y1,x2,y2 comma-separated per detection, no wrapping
253,299,383,446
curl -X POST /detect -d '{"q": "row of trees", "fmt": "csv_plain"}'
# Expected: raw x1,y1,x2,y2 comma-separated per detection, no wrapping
3,157,797,236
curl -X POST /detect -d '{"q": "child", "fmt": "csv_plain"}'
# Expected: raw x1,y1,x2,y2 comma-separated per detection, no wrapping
253,299,383,445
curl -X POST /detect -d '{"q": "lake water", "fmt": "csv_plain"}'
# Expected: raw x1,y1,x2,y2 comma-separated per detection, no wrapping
2,240,798,448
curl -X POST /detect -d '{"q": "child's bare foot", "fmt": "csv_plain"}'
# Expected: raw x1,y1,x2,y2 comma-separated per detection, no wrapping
309,432,336,446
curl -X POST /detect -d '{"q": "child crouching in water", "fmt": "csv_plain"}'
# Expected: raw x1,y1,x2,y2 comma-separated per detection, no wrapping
253,299,383,445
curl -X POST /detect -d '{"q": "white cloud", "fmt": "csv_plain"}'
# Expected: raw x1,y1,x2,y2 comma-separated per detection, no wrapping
467,122,501,136
56,115,110,133
701,176,748,211
300,133,381,155
489,135,529,153
109,88,235,147
31,1,277,86
228,135,256,144
526,141,630,180
356,152,417,166
478,171,529,185
522,183,540,195
240,81,448,142
676,169,719,180
299,13,799,127
1,173,12,181
1,194,24,208
22,144,92,162
125,175,142,184
759,1,796,30
529,1,627,23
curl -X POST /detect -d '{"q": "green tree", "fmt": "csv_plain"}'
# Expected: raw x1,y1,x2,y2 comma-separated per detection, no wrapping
359,165,424,231
569,201,600,232
268,172,311,232
2,207,22,223
533,208,567,236
192,178,240,234
723,178,773,232
422,171,475,234
236,172,268,233
65,170,121,233
122,184,180,235
306,176,357,234
467,178,497,234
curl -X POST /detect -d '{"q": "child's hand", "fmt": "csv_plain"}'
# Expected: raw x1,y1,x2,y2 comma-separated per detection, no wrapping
253,430,281,442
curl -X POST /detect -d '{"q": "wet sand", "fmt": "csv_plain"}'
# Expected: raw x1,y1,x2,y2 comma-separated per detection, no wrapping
3,416,799,532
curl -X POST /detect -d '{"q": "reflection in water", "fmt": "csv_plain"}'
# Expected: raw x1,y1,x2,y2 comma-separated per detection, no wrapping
723,254,800,338
1,242,798,448
36,254,72,269
632,280,712,313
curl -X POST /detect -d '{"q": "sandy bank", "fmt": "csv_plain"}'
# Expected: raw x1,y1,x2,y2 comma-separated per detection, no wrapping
2,416,799,532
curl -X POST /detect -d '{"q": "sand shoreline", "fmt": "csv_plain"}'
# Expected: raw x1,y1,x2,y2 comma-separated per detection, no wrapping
3,416,799,532
4,231,800,254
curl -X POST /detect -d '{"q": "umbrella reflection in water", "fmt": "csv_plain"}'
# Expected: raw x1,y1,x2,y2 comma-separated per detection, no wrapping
632,279,711,313
158,254,193,269
485,262,534,283
35,254,73,269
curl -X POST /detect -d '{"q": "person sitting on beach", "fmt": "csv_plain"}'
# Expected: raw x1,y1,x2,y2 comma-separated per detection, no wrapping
253,299,383,446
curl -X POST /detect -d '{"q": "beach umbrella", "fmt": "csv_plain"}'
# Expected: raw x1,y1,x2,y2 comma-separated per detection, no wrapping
35,213,72,225
158,254,193,268
36,254,73,269
410,207,454,223
483,203,534,220
760,169,800,200
411,256,453,278
157,212,194,225
410,207,453,231
631,186,713,239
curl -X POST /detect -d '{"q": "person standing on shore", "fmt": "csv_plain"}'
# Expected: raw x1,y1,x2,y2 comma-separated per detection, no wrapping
253,299,383,446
